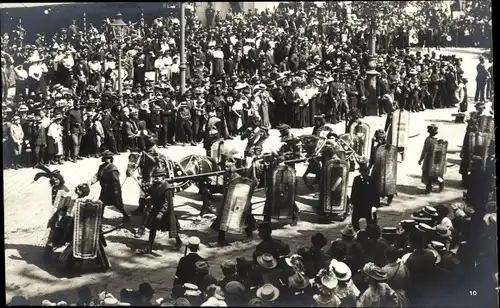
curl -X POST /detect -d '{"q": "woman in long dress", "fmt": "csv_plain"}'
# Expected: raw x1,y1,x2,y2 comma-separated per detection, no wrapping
46,115,64,165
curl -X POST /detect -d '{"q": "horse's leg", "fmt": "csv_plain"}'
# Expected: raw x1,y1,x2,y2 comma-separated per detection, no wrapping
199,181,209,216
303,165,315,192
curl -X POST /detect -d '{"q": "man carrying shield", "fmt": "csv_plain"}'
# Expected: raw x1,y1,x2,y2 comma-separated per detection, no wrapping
419,124,447,193
210,148,258,247
369,129,397,206
139,168,182,254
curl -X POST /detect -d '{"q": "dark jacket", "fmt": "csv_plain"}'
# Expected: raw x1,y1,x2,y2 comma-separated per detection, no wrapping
350,174,379,211
174,252,206,286
66,109,84,134
90,162,123,206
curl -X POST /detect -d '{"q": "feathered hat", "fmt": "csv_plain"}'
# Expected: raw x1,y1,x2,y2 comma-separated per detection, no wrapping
32,164,65,187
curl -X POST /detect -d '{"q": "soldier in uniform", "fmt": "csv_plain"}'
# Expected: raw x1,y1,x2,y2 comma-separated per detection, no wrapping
203,104,223,156
210,150,257,247
418,124,444,193
276,124,302,169
369,129,395,206
66,100,84,163
241,116,268,162
139,168,182,254
350,158,379,231
87,150,130,222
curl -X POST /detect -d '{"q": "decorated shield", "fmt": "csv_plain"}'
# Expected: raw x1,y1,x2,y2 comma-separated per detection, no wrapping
53,189,77,213
321,159,349,216
210,140,225,164
372,144,398,196
422,139,448,184
468,132,490,172
73,199,104,259
218,177,255,234
349,122,371,158
478,115,494,134
388,109,410,153
269,165,297,220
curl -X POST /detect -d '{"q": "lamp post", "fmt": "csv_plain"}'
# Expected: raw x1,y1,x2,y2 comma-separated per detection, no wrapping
179,2,186,96
365,14,380,116
110,13,127,106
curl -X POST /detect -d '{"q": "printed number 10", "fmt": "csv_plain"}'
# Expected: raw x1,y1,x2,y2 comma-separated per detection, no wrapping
469,290,477,296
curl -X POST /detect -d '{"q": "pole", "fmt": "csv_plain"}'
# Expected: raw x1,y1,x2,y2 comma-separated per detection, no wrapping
83,12,87,41
165,156,319,183
18,18,22,48
118,45,123,105
365,15,379,116
179,2,186,97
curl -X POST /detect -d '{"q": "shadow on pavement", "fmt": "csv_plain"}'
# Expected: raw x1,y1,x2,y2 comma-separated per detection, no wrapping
397,184,428,196
5,243,78,279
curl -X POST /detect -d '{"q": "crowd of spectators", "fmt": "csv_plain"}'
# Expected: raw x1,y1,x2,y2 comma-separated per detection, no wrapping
3,1,491,171
3,2,496,306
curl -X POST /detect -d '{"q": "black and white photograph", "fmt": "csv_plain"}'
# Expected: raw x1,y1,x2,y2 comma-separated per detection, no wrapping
2,1,497,306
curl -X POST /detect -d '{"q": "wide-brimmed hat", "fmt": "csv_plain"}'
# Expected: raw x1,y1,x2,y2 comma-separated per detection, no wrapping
410,211,433,222
101,150,114,159
362,263,387,281
253,84,267,91
312,79,321,87
257,253,277,269
256,284,280,302
381,227,401,236
415,223,434,233
234,82,248,90
288,272,309,289
330,260,352,282
224,281,246,296
423,206,438,217
434,225,452,237
341,225,356,237
320,273,338,289
430,241,446,251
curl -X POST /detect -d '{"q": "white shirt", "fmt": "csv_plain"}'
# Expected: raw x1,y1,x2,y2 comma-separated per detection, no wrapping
62,56,74,69
14,66,28,80
104,61,116,71
28,63,48,81
89,61,102,73
212,50,224,59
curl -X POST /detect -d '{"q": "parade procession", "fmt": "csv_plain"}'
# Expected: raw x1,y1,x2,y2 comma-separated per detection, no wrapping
2,1,497,307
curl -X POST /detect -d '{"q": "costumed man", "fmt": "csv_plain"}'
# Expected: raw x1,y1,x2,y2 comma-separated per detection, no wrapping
418,124,444,193
139,168,182,254
311,114,332,138
210,148,257,247
33,165,71,262
276,123,302,169
350,158,379,231
369,129,395,205
241,115,268,166
87,150,130,222
203,104,222,157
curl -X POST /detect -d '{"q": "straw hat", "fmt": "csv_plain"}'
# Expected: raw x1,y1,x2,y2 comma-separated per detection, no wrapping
330,260,352,282
320,273,338,289
257,253,277,269
434,225,452,237
256,284,280,302
362,263,387,281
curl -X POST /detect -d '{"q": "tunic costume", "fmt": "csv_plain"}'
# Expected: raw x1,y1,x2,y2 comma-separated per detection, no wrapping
144,181,180,238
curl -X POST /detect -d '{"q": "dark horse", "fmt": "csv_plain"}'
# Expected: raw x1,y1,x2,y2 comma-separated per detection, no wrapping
176,154,268,216
126,150,191,214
